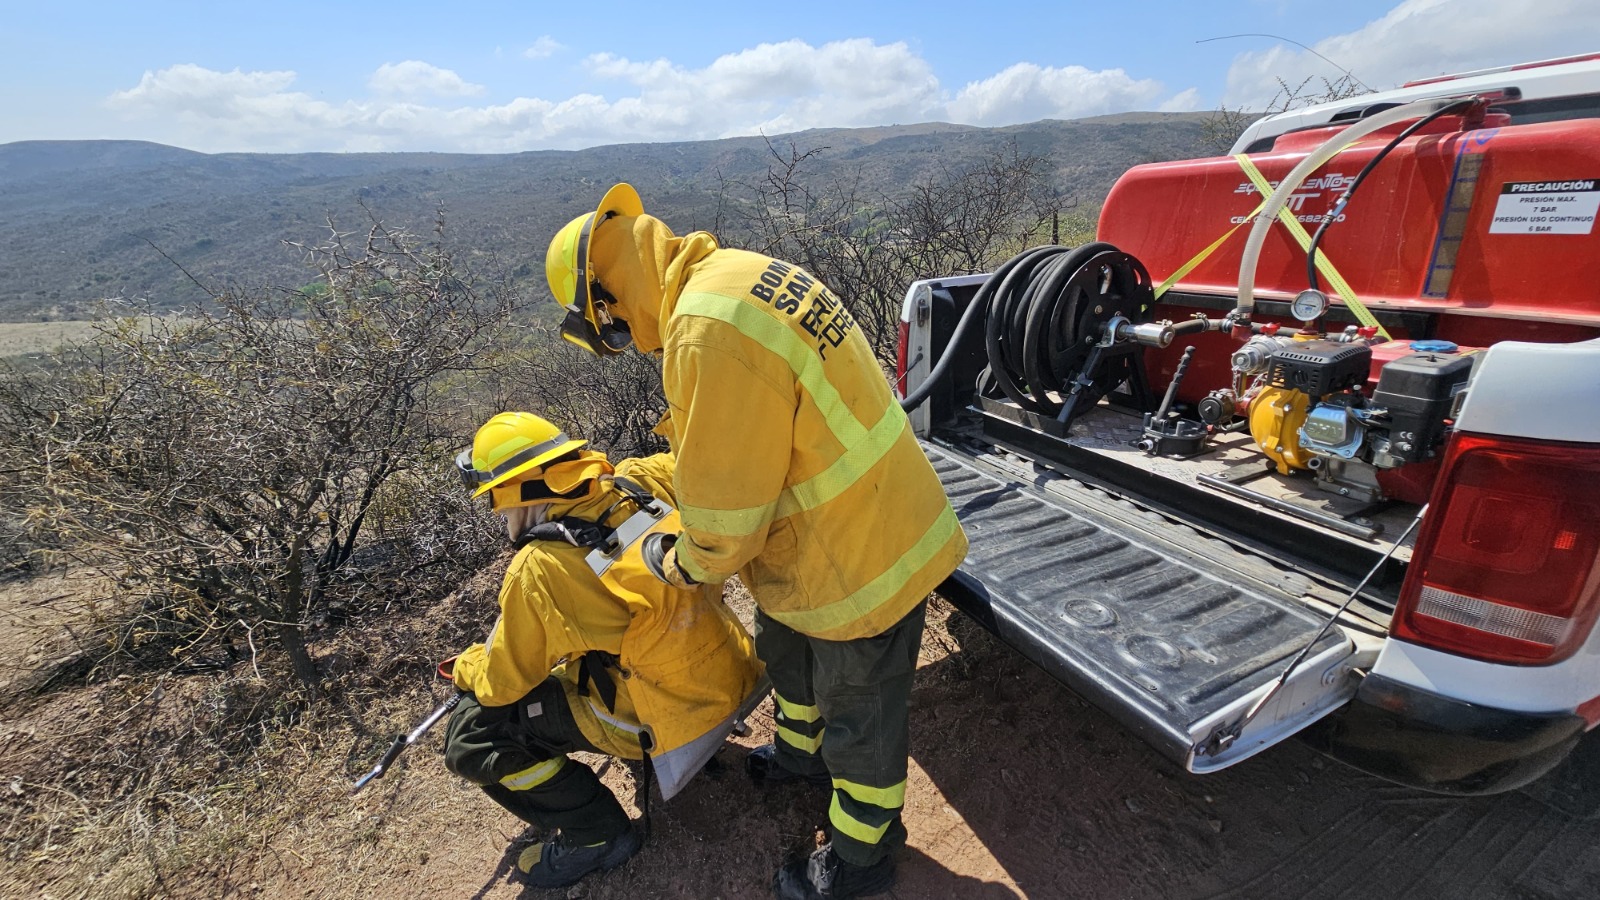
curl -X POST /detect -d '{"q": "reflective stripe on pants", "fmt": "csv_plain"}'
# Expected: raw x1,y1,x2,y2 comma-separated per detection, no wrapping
443,681,629,845
754,600,927,866
774,690,825,755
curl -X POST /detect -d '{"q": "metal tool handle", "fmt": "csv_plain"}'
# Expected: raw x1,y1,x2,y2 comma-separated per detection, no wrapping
410,691,463,741
352,691,463,794
1153,346,1196,422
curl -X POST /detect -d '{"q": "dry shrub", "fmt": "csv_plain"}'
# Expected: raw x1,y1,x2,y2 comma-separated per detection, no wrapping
715,137,1073,364
466,317,670,461
0,219,516,690
0,553,508,898
0,514,37,577
1199,73,1374,155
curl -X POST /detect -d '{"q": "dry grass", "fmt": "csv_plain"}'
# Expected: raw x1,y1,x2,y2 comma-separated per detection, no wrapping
0,555,507,899
0,321,101,358
0,569,103,694
0,561,982,900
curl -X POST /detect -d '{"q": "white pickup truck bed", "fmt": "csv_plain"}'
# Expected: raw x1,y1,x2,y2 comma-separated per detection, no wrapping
924,420,1385,773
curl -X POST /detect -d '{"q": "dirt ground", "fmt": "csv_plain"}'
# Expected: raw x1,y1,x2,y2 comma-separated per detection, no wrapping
5,570,1600,900
0,569,98,694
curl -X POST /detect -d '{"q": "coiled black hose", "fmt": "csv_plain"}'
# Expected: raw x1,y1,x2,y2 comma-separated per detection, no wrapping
987,243,1118,417
901,242,1151,418
898,247,1038,413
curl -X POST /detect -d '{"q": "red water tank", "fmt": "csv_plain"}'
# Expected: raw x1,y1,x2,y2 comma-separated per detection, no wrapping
1099,114,1600,331
1104,111,1600,402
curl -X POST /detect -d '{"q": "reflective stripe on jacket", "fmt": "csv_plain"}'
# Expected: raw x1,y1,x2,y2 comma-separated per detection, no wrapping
655,245,969,641
451,453,764,759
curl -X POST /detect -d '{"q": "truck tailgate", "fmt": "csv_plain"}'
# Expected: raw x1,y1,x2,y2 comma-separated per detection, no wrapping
925,439,1366,772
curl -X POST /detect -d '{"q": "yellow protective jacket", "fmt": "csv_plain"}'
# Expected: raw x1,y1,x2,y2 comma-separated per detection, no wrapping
451,453,763,760
592,218,969,641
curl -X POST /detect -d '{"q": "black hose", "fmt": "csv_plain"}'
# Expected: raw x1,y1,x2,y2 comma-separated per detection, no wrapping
898,246,1047,412
901,242,1148,418
1307,98,1477,291
986,243,1115,416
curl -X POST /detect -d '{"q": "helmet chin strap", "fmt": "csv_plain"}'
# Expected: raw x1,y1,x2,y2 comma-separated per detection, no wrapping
592,289,635,351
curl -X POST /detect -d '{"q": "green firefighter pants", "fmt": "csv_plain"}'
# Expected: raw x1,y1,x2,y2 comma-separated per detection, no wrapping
443,678,630,846
756,600,927,867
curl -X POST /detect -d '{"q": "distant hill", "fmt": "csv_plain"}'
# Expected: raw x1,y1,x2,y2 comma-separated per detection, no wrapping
0,113,1213,321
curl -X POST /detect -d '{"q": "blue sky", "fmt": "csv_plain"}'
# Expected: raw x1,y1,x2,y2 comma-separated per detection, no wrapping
1,0,1594,153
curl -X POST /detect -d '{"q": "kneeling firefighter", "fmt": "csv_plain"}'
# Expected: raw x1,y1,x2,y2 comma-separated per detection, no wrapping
443,411,767,889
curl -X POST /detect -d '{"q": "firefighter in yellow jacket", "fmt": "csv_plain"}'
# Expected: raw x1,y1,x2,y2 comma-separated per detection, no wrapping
443,411,765,890
545,185,968,900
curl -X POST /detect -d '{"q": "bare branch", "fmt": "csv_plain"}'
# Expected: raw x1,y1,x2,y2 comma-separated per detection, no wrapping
0,219,518,689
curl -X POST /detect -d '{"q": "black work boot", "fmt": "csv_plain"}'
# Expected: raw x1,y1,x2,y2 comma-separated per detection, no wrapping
747,743,832,788
772,843,896,900
517,827,642,889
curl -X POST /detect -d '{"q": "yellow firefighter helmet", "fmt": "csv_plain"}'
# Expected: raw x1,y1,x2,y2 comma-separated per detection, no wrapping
545,183,645,356
455,411,587,500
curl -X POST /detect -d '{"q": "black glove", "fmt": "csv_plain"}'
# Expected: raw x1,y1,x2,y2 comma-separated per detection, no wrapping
641,531,698,589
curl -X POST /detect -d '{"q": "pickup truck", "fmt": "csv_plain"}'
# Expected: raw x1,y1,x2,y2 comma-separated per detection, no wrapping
896,52,1600,795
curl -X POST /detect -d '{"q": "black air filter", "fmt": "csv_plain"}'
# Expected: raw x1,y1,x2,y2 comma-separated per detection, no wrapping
1264,340,1372,396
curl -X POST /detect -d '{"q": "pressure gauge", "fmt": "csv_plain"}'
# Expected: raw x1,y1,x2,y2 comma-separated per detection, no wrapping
1291,289,1329,323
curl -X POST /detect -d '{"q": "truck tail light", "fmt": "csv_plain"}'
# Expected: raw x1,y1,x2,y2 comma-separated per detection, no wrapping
1393,433,1600,665
894,319,911,399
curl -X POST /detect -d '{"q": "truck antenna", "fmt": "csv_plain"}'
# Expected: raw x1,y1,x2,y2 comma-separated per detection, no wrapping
1197,34,1372,93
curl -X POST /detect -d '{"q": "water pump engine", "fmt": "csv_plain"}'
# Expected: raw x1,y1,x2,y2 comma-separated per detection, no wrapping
1246,339,1475,503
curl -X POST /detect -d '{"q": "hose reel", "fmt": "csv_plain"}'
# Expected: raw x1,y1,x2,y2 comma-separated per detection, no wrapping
901,241,1211,432
982,242,1155,419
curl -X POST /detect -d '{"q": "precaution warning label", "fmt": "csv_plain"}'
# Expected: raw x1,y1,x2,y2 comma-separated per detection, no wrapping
1489,179,1599,234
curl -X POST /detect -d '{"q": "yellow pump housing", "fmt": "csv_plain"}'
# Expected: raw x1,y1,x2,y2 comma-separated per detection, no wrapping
1248,387,1316,474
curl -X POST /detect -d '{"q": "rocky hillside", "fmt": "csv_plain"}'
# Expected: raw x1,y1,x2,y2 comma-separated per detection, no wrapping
0,112,1213,320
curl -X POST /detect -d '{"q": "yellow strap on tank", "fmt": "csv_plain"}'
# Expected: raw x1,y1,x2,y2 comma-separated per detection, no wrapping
1233,154,1391,340
1152,210,1258,300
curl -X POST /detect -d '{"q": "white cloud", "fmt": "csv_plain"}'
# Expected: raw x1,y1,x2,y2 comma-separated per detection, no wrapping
109,64,300,117
1158,88,1203,113
107,64,360,152
1224,0,1600,107
104,41,1198,153
368,61,484,98
523,36,562,60
585,39,943,136
947,64,1168,123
